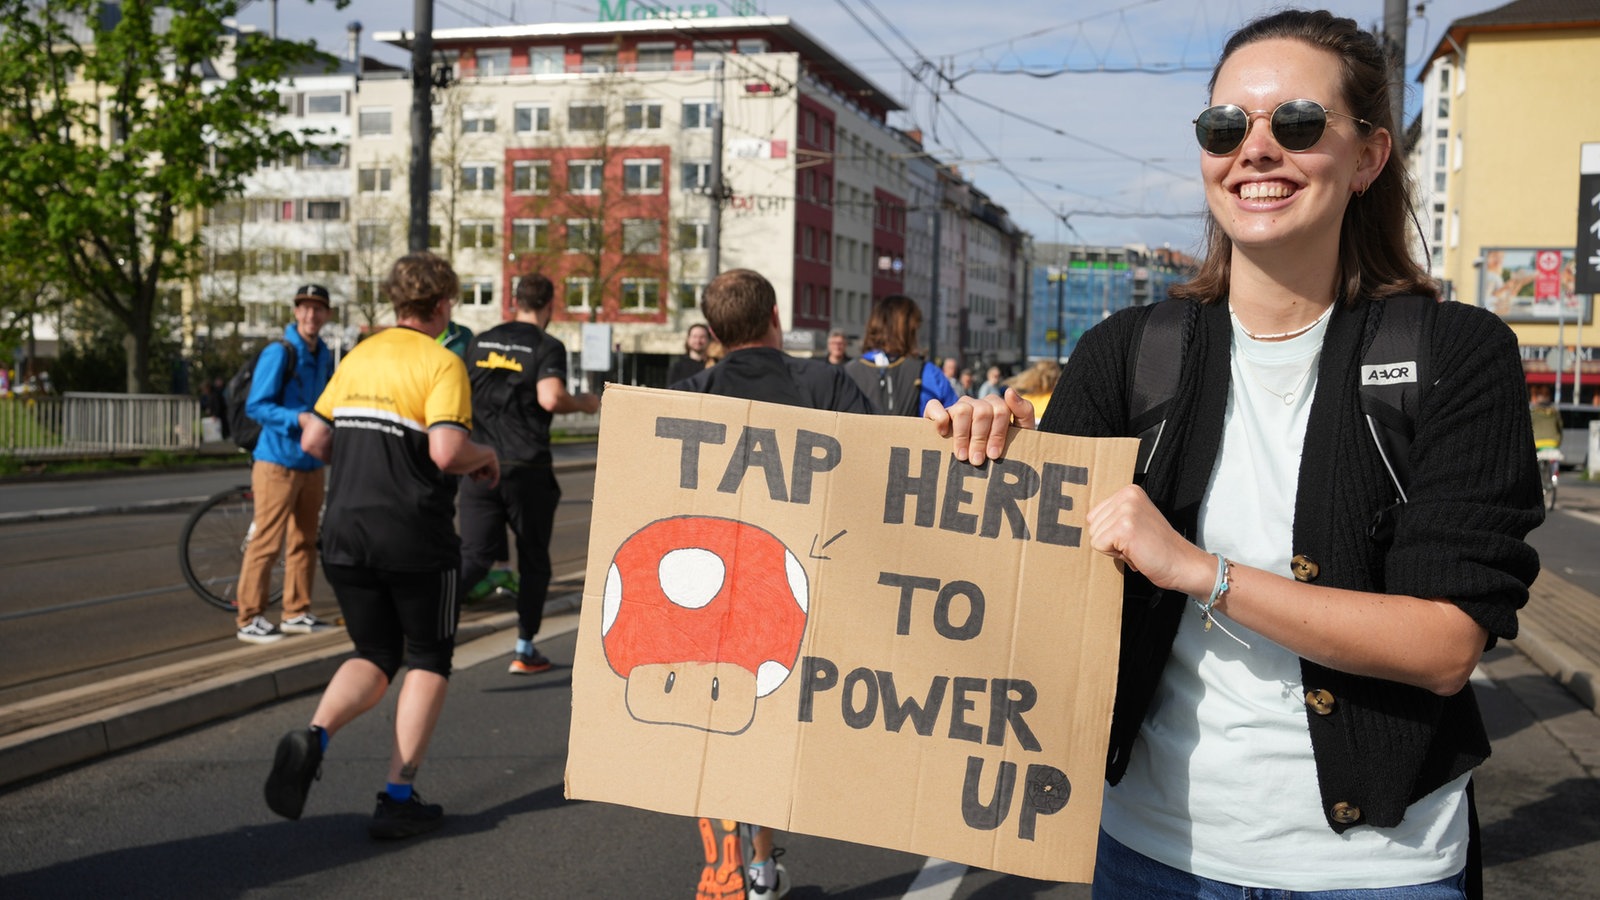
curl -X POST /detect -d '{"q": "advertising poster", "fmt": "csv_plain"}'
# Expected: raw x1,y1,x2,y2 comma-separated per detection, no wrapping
1479,247,1592,323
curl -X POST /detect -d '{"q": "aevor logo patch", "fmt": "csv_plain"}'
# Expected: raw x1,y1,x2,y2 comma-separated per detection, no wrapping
1362,362,1417,385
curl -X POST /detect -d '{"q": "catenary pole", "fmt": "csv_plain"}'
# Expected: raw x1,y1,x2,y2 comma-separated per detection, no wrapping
408,0,434,252
706,62,725,280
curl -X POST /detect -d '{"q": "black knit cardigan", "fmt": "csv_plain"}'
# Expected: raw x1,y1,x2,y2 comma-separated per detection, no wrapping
1039,296,1543,833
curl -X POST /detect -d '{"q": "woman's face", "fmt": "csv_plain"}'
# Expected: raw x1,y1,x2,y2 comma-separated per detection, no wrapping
1202,38,1388,263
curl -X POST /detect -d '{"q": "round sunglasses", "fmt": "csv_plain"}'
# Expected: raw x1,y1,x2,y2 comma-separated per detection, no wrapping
1193,99,1373,155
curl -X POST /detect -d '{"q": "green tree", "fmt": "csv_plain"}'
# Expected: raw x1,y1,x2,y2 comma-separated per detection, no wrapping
0,0,346,393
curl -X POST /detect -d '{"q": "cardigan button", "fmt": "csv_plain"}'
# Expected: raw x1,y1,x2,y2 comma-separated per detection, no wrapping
1330,802,1363,825
1305,689,1336,715
1291,554,1320,582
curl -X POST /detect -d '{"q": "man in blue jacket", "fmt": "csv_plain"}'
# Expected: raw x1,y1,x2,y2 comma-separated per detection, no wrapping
236,284,337,643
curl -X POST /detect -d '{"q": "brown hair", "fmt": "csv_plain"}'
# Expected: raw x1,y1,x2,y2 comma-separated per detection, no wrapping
514,273,555,312
700,269,775,348
861,295,923,359
1171,8,1437,306
382,252,459,321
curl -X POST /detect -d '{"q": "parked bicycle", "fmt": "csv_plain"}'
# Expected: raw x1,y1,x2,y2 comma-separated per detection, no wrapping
179,485,283,611
1538,447,1563,511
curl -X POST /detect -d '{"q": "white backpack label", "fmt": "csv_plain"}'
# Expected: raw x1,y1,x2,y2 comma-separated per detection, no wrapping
1362,362,1418,385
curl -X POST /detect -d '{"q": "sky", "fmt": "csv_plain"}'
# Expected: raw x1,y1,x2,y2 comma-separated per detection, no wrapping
233,0,1502,255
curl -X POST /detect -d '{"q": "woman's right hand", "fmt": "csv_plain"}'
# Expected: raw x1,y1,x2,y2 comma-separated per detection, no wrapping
924,392,1037,465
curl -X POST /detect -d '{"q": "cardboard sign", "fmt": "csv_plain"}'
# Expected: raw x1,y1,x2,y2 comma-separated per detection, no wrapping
566,385,1135,883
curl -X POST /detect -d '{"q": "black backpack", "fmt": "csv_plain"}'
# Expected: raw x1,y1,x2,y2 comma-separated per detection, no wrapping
225,339,297,453
1130,295,1435,505
844,355,924,416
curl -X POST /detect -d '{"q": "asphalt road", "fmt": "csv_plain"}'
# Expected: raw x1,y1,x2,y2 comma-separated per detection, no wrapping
0,462,597,706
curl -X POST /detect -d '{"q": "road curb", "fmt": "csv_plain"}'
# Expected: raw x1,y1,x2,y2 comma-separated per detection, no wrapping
1511,620,1599,713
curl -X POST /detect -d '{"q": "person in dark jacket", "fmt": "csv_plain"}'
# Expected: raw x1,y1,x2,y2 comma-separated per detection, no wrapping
930,10,1541,898
665,323,712,385
670,268,870,897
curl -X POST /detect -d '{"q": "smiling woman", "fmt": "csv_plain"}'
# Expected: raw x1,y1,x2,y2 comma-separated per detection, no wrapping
928,8,1544,899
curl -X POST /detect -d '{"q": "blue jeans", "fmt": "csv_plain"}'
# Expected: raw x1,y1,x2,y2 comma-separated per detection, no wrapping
1094,830,1467,899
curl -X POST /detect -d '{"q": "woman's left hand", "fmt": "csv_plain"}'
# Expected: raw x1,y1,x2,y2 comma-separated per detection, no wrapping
1086,484,1213,596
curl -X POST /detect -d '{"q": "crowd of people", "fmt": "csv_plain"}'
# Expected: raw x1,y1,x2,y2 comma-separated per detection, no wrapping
233,8,1550,899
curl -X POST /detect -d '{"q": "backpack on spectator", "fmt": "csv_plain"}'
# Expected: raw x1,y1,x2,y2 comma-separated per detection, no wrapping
843,355,924,416
225,339,296,453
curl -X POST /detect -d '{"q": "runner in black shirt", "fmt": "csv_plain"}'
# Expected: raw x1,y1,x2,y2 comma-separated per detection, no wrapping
460,273,602,674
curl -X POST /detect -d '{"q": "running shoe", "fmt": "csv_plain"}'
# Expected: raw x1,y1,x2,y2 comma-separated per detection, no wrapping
280,613,335,634
264,728,322,820
238,615,285,644
746,858,789,899
369,791,444,840
508,648,553,675
466,569,518,604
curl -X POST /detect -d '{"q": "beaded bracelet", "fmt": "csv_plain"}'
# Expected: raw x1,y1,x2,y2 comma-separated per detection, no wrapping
1197,552,1231,632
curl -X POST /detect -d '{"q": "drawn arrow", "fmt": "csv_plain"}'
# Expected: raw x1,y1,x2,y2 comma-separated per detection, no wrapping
808,529,848,560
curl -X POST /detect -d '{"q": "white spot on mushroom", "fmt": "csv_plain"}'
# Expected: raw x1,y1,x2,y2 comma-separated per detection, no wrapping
658,547,725,609
785,549,809,614
602,563,623,635
756,661,791,697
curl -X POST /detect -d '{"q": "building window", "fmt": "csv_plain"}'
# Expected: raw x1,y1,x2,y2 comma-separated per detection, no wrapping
677,220,709,250
514,102,550,133
358,167,391,193
357,278,382,307
625,101,663,130
460,278,495,306
622,218,662,254
357,221,390,250
1453,134,1464,171
736,39,767,54
511,218,549,253
621,278,660,311
476,48,511,77
564,277,594,311
680,161,711,193
461,104,496,133
304,146,345,169
357,107,392,136
682,100,714,129
636,42,675,71
461,162,497,192
580,43,617,73
674,281,705,310
303,251,345,273
428,223,443,249
569,102,605,131
1437,96,1450,119
624,159,662,194
305,199,345,221
566,219,599,253
459,219,496,249
1434,171,1446,192
529,46,563,74
513,160,551,194
568,159,603,194
305,92,345,115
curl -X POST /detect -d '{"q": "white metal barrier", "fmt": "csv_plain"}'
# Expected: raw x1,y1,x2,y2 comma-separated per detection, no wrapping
0,393,201,457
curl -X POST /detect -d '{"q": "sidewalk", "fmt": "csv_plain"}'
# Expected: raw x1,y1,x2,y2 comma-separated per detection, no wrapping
2,469,1596,793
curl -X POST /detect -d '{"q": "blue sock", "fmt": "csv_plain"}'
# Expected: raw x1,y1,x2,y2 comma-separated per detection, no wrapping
515,638,534,656
386,782,413,802
310,725,329,753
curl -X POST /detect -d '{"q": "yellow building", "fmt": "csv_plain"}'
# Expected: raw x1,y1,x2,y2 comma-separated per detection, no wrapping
1417,0,1600,404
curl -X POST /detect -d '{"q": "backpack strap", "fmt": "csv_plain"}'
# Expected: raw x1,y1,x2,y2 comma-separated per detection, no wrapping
1359,295,1434,503
1128,299,1188,476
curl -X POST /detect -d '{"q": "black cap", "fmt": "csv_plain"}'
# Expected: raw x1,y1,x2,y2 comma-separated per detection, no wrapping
293,284,332,306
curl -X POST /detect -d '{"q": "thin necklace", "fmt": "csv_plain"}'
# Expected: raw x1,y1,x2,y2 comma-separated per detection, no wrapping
1230,303,1333,341
1241,357,1316,405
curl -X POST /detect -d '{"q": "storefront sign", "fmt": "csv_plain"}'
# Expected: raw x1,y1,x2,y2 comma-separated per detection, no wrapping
1577,143,1600,296
597,0,756,21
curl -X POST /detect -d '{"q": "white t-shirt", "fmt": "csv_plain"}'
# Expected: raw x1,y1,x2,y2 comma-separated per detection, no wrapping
1099,310,1468,890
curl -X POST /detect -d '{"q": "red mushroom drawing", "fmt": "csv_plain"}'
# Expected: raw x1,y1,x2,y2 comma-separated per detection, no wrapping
601,516,810,734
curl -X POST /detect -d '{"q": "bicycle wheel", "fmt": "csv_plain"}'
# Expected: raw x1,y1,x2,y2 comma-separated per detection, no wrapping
179,486,285,612
1548,461,1559,510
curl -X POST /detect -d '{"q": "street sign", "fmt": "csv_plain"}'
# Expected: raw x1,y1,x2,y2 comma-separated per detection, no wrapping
1578,142,1600,296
